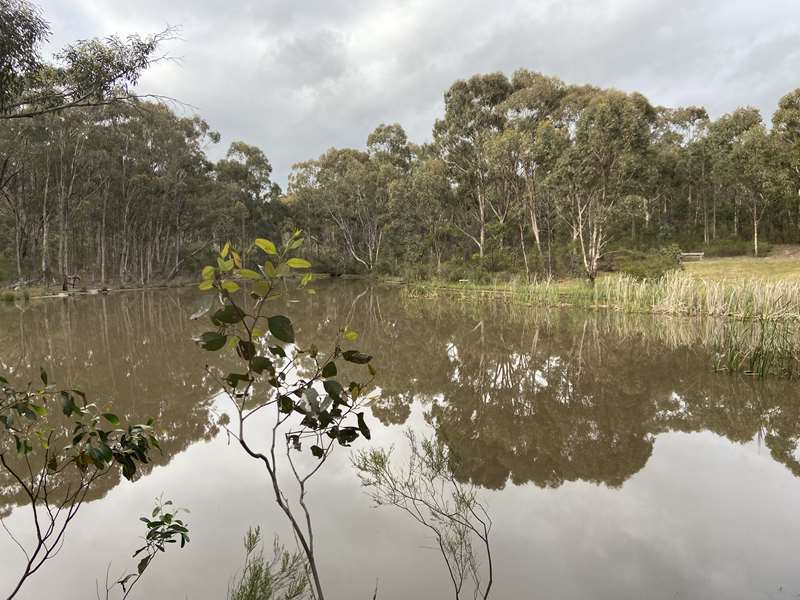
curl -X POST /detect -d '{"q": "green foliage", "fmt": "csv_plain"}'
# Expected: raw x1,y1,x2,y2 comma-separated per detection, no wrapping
196,233,376,600
228,527,308,600
0,372,159,479
0,253,12,283
700,238,773,258
0,371,161,598
1,0,171,118
196,232,374,455
353,430,493,600
438,260,491,285
613,245,683,281
109,497,190,598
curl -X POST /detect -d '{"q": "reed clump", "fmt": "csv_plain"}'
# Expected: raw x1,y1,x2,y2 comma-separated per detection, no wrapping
712,321,800,378
596,272,800,320
401,272,800,322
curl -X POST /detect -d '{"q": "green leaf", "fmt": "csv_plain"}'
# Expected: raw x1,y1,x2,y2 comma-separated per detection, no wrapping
255,238,277,255
249,356,274,375
268,315,295,343
137,556,152,575
357,412,371,440
337,427,359,446
322,362,337,378
237,340,256,361
252,280,270,297
217,257,234,272
278,396,294,413
212,304,244,325
221,241,231,258
287,258,311,269
62,392,77,416
343,327,358,342
201,265,215,280
221,280,240,293
197,332,227,351
31,404,47,417
198,280,214,291
237,268,262,280
323,379,343,402
310,445,324,458
102,413,120,426
342,350,372,364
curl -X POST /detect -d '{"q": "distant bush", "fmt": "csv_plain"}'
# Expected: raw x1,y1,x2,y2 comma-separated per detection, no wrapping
399,261,436,281
483,247,516,273
0,289,30,302
611,245,682,281
439,259,491,285
697,239,772,258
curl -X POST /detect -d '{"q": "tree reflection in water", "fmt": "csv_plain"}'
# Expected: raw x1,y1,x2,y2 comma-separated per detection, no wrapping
1,282,798,513
0,290,220,514
290,281,800,491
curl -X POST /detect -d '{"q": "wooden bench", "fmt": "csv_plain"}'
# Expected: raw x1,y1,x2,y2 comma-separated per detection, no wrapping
680,252,705,262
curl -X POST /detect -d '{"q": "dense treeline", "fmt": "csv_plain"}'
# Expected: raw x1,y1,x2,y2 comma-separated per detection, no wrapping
0,103,284,284
2,69,800,285
287,72,800,282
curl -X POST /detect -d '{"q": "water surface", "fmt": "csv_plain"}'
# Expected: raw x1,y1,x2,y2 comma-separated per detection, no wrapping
1,283,798,599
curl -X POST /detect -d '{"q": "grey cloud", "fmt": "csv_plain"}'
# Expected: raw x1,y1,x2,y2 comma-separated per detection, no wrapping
37,0,800,186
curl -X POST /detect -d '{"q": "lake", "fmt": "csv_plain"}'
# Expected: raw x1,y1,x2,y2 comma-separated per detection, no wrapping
1,281,799,599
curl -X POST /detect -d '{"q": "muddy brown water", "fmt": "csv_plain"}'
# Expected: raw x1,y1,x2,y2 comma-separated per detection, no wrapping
1,282,799,599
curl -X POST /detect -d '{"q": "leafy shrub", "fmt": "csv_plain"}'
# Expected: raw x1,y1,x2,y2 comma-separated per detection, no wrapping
612,245,682,281
400,262,436,282
699,238,772,258
439,259,491,285
0,289,30,302
484,247,515,273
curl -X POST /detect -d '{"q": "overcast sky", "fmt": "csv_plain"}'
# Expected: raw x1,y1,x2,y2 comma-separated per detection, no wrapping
38,0,800,187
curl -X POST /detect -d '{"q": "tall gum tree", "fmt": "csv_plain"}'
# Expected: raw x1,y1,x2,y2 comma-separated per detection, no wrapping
773,89,800,238
433,73,512,260
550,89,655,283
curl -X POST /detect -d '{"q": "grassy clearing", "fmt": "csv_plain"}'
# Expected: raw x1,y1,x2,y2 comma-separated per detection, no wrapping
685,257,800,282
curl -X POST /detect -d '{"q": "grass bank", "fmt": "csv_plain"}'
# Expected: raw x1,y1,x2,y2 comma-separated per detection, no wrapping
403,271,800,321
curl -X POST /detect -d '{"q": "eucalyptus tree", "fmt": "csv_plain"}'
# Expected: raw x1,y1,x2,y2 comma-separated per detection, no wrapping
550,89,655,283
406,149,456,271
705,107,763,240
0,0,171,120
0,372,162,599
773,89,800,237
433,73,512,260
731,123,787,256
288,125,409,273
502,71,568,261
647,106,709,242
215,141,281,249
195,235,374,600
